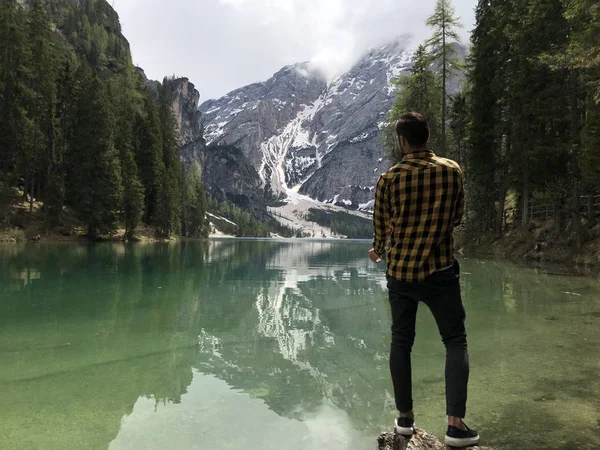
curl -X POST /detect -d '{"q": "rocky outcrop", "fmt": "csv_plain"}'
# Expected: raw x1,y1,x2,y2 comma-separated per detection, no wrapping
199,38,413,208
139,69,270,216
135,67,160,99
377,429,494,450
169,77,202,147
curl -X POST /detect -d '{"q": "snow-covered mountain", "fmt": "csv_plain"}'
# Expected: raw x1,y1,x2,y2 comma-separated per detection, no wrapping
199,38,413,211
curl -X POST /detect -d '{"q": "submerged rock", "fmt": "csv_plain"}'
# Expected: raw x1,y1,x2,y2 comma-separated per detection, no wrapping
377,428,494,450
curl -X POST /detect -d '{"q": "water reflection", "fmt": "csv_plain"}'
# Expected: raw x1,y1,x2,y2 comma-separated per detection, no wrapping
0,241,598,450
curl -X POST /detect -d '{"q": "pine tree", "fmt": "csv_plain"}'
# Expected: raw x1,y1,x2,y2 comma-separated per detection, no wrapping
0,0,31,181
68,71,123,238
564,0,600,99
580,100,600,191
155,79,183,237
25,0,57,212
182,163,207,238
509,0,571,224
109,69,146,239
467,0,502,231
121,147,144,239
46,61,76,225
449,90,469,169
387,45,442,160
426,0,463,156
133,88,164,224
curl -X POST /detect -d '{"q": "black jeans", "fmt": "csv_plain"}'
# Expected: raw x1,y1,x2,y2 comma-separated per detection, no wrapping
387,261,469,418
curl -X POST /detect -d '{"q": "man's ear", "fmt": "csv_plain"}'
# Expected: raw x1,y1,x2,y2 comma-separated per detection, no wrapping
398,136,406,151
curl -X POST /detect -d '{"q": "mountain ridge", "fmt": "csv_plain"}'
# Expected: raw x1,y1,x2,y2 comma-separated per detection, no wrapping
197,38,414,211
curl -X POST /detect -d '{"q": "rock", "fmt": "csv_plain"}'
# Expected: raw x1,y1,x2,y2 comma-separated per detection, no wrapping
377,429,494,450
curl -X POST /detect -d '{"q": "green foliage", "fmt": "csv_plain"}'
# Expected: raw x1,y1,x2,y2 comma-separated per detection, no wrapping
154,80,183,237
465,0,600,234
386,45,442,161
24,0,58,212
580,100,600,191
563,0,600,99
306,209,372,239
121,148,145,240
58,0,132,73
466,0,503,230
132,86,164,224
387,0,463,160
0,0,191,240
68,72,122,238
426,0,463,156
0,0,31,180
183,164,208,238
206,196,273,238
448,90,469,169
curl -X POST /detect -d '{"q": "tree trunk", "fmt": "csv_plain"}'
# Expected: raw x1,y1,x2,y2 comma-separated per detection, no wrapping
441,14,447,157
29,169,35,213
522,160,530,227
23,170,30,203
496,188,506,238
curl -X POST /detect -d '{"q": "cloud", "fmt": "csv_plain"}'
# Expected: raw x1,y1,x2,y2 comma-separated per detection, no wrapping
114,0,475,100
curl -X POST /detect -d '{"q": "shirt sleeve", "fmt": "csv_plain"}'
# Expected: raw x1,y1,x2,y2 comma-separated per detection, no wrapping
372,174,389,256
454,169,465,227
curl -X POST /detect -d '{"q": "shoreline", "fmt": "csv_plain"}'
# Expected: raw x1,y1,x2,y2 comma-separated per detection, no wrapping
0,233,372,244
458,226,600,278
4,227,599,278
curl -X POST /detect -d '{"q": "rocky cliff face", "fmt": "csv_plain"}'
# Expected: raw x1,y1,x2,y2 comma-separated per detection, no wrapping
201,62,328,198
169,77,202,147
147,75,270,219
198,39,413,211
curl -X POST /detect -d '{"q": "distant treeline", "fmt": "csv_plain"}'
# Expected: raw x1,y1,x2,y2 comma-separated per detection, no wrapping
307,209,372,239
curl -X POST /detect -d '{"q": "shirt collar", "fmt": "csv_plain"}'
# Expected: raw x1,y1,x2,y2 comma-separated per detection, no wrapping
402,150,436,161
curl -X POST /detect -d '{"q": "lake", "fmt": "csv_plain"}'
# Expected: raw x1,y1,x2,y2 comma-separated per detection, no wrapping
0,240,598,450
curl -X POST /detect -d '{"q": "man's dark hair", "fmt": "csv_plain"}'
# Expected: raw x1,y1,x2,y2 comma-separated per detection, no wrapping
395,113,430,149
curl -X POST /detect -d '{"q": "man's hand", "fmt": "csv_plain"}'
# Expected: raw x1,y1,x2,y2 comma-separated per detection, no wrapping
368,248,382,264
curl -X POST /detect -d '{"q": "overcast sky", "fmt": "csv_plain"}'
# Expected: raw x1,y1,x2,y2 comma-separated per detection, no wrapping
113,0,477,102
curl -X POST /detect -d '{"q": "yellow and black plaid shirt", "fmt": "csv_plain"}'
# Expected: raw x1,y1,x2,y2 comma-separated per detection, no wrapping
373,151,464,282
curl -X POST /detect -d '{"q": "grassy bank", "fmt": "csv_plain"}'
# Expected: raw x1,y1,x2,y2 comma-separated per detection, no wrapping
0,192,167,244
459,219,600,275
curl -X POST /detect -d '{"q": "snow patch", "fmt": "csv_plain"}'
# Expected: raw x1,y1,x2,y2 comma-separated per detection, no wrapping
272,98,288,110
359,199,375,211
206,212,237,226
204,121,230,145
258,98,326,194
350,132,369,144
203,106,221,115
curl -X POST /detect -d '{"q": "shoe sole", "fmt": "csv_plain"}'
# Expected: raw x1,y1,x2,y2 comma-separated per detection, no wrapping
444,435,480,447
394,424,414,437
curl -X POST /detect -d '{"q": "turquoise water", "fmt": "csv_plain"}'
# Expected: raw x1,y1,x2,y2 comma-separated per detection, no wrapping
0,240,598,450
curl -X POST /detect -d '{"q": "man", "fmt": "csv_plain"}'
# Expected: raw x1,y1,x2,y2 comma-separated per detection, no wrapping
368,113,479,447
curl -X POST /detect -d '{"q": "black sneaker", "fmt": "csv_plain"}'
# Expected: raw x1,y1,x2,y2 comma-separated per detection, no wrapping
394,416,414,437
445,424,479,447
